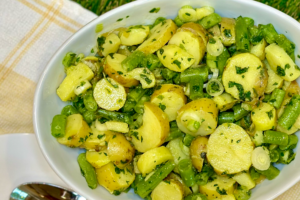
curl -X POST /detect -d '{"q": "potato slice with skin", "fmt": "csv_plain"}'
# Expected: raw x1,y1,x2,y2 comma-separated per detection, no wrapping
220,18,236,46
93,77,126,111
166,173,192,196
128,68,156,89
137,146,173,174
213,93,237,112
180,22,208,45
132,102,170,152
96,162,135,194
264,59,284,94
157,44,195,72
169,29,205,66
222,53,268,103
151,180,184,200
104,53,139,87
190,136,208,172
265,43,300,81
251,39,267,61
120,25,149,46
99,33,121,57
199,175,236,200
151,84,187,121
137,19,177,54
107,132,135,168
251,103,276,131
176,98,218,136
57,114,90,148
207,123,254,174
86,150,110,168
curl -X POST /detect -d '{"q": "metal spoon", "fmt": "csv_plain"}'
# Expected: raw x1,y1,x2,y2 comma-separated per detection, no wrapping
10,182,87,200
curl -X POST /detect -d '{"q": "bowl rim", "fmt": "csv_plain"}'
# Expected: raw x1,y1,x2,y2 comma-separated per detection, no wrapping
33,0,300,199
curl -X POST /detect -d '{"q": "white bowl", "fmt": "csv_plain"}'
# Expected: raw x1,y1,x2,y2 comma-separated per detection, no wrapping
34,0,300,199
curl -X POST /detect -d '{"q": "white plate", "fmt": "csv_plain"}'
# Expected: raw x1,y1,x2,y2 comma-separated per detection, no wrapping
0,133,68,199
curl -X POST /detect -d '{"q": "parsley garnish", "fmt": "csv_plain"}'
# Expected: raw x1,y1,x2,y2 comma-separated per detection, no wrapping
173,60,181,69
277,66,286,76
209,38,216,44
158,103,166,111
140,74,152,84
117,18,123,22
216,187,227,195
266,110,273,119
224,29,232,38
235,66,249,74
149,7,160,13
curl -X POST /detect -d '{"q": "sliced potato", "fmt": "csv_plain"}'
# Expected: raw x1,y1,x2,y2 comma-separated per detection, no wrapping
132,102,170,152
93,77,126,111
199,175,236,200
86,150,110,168
166,173,192,197
232,172,255,190
137,19,177,54
105,121,129,133
96,162,135,194
104,53,139,87
128,67,156,88
120,25,150,46
265,43,300,81
99,33,121,57
151,84,187,121
264,60,284,94
57,63,94,101
190,136,208,172
251,39,267,61
107,133,135,168
207,123,254,174
222,53,268,102
137,146,173,174
220,18,236,46
213,93,237,112
251,103,276,131
57,114,90,148
180,22,208,45
151,180,184,200
157,44,195,72
176,98,218,136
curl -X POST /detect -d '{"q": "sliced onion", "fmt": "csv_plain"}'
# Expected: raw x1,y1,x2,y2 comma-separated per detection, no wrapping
210,68,219,79
206,78,224,96
251,146,270,170
207,36,224,56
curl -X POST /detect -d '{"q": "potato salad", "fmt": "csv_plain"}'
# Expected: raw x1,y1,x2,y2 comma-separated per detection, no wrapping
51,5,300,200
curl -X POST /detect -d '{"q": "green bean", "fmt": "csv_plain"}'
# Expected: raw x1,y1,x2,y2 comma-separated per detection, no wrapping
132,174,144,191
263,93,272,102
180,66,209,83
173,73,181,85
178,159,196,187
73,98,87,114
77,153,98,189
129,113,143,130
185,193,208,200
235,16,251,52
122,86,149,113
275,34,296,61
134,95,151,114
174,16,184,27
263,130,289,146
217,48,230,75
233,104,250,121
268,88,285,109
206,55,217,70
279,134,298,150
256,165,280,180
189,76,204,100
83,93,98,111
62,52,76,70
151,17,167,29
162,68,178,80
197,13,222,29
141,54,162,71
136,161,175,198
165,121,185,142
218,112,235,124
269,149,280,162
248,26,263,45
278,149,296,164
278,95,300,130
249,167,260,181
195,163,214,186
228,45,237,56
182,134,195,147
61,105,79,116
97,109,133,124
51,114,67,138
234,185,251,200
259,24,278,44
244,17,254,27
240,114,252,130
121,50,145,71
83,110,96,124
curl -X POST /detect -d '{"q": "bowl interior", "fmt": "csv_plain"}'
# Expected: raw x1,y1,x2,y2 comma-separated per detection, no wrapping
34,0,300,199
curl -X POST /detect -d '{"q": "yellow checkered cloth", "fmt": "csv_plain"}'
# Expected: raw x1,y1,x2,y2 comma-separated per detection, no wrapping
0,0,299,199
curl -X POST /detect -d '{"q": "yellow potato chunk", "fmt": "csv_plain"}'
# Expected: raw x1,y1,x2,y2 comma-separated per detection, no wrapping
57,114,90,147
120,25,150,46
264,60,284,94
199,175,236,200
57,63,94,101
157,44,195,72
220,18,236,46
86,150,110,168
105,121,129,133
137,19,177,54
232,172,255,190
93,77,126,111
251,39,267,61
213,93,237,112
100,33,121,57
190,136,208,172
128,67,156,89
251,103,276,131
151,84,187,121
176,98,218,136
222,53,268,102
132,102,170,152
84,122,112,151
180,22,208,45
151,180,184,200
96,162,135,194
207,123,254,174
107,133,135,168
104,53,139,87
265,43,300,81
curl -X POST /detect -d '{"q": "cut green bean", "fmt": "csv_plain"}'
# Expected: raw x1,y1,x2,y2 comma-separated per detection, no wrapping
278,149,296,164
83,110,96,124
123,86,149,113
263,93,272,102
178,159,196,187
173,73,181,85
278,95,300,130
249,167,260,181
217,48,230,75
165,121,185,142
182,134,195,147
61,105,79,116
243,17,254,27
256,165,280,180
248,26,263,45
51,114,67,138
121,50,145,71
134,95,151,114
218,112,234,124
234,185,251,200
233,104,250,121
174,16,184,27
259,24,278,44
228,45,237,56
83,93,98,111
240,114,251,129
185,193,208,200
136,161,175,198
268,88,285,109
73,98,87,114
269,149,280,162
62,52,76,70
235,16,251,52
189,76,204,100
279,134,298,150
197,13,222,29
77,153,98,189
275,34,296,61
162,68,178,80
180,66,209,83
97,109,133,124
141,53,162,71
263,130,289,146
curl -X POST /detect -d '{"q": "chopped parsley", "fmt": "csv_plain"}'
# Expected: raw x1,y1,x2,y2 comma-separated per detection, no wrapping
266,110,273,119
224,29,232,38
117,18,123,22
97,36,106,51
185,13,191,16
235,66,249,74
131,131,139,140
159,49,164,55
149,7,160,13
158,103,166,111
97,135,105,139
228,81,251,101
216,187,227,195
209,38,216,44
117,71,123,75
277,66,286,76
173,60,181,69
140,74,152,84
